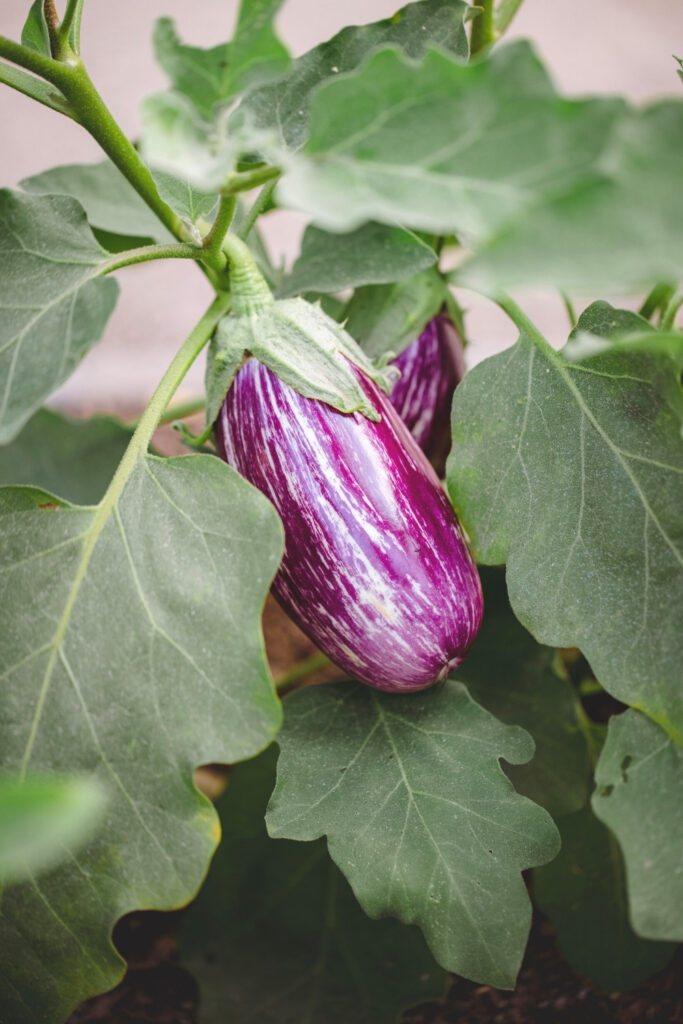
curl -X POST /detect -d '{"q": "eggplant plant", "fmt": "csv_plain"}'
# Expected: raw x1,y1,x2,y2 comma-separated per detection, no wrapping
0,1,681,1022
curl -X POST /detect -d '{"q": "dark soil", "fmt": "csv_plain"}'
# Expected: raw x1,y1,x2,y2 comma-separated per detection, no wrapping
68,906,683,1024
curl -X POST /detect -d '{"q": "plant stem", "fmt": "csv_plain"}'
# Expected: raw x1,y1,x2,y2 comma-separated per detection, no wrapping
202,194,236,267
0,61,75,118
470,0,495,55
58,0,85,53
55,65,185,242
225,165,280,194
494,0,527,37
275,652,333,695
660,288,683,330
96,243,202,277
0,34,70,83
127,396,206,429
638,283,673,321
493,291,557,359
222,232,273,314
238,180,277,241
561,292,577,329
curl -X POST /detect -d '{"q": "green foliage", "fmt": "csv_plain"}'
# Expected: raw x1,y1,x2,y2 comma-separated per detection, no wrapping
346,268,449,360
447,327,683,741
457,568,591,817
0,775,105,885
534,804,676,991
0,409,133,504
0,457,283,1020
592,710,683,942
0,191,118,443
267,681,559,988
281,223,436,297
460,102,683,291
181,748,446,1023
274,42,623,238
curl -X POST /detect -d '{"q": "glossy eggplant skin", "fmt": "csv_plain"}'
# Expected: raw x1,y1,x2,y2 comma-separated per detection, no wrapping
216,358,482,693
389,313,465,478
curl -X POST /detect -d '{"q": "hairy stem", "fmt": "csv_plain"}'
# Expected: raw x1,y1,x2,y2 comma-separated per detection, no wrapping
238,180,277,241
470,0,495,55
97,243,203,277
0,60,75,117
0,34,69,83
202,194,236,268
58,0,86,52
225,165,281,194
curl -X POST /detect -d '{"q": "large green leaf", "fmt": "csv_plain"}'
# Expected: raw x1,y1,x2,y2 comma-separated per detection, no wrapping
266,681,559,989
447,330,683,741
0,776,105,886
345,268,448,360
534,805,676,991
0,454,283,1022
181,747,446,1023
0,409,132,505
235,0,472,151
274,43,623,238
592,710,683,942
280,222,436,297
458,568,591,817
459,102,683,292
0,191,119,444
21,161,173,243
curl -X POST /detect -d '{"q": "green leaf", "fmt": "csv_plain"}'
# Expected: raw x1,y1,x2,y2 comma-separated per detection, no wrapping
0,408,133,505
0,454,283,1021
236,0,472,152
280,222,436,297
447,330,683,741
0,191,119,443
592,710,683,942
267,681,560,988
274,43,624,238
0,775,105,886
154,2,288,119
345,268,448,360
458,568,591,817
570,300,654,342
0,62,73,119
21,0,51,56
459,102,683,292
534,805,676,991
150,169,217,230
181,748,447,1023
21,160,174,243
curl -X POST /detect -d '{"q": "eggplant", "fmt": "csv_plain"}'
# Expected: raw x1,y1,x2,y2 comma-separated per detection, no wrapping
216,357,482,693
389,313,465,477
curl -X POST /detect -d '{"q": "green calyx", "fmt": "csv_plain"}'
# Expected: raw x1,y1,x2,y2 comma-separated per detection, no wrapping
205,297,397,432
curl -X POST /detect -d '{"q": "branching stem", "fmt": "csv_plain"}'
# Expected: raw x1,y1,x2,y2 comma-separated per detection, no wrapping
97,243,203,277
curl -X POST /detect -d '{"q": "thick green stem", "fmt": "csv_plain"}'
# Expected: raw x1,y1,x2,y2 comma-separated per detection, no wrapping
238,181,277,241
494,0,527,37
222,232,273,314
202,194,236,268
97,243,202,277
0,34,70,83
275,653,333,695
470,0,495,55
56,65,184,242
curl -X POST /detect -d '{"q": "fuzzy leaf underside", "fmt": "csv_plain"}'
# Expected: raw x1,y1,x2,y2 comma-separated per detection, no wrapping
0,456,283,1023
267,681,560,989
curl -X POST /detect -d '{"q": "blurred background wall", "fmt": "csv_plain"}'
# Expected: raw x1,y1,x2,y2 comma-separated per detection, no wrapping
1,0,681,414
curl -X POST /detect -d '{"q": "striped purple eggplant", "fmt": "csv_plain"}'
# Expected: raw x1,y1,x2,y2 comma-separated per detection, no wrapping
216,357,482,693
389,313,465,477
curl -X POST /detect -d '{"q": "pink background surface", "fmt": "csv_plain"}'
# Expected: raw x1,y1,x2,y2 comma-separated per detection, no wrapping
1,0,681,413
